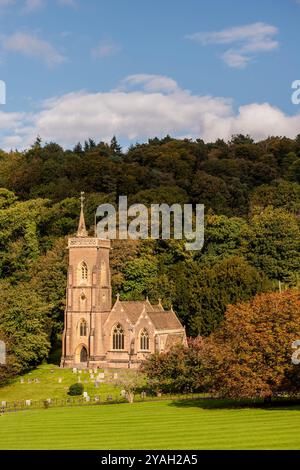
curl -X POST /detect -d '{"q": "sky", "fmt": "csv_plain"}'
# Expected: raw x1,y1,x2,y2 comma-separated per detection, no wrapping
0,0,300,150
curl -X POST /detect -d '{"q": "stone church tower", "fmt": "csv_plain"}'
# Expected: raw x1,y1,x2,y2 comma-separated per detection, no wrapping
61,194,187,369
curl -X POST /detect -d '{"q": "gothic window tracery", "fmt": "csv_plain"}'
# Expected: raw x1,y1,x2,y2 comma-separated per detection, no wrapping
80,320,87,337
112,323,124,350
81,262,88,281
140,328,150,350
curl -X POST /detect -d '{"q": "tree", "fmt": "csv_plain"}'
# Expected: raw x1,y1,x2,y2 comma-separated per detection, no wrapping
0,281,51,375
28,238,68,352
0,195,47,279
110,136,122,157
209,290,300,399
190,171,231,214
110,370,146,403
246,207,300,283
143,290,300,400
172,256,270,336
199,213,249,265
250,181,300,214
142,338,212,393
121,257,159,300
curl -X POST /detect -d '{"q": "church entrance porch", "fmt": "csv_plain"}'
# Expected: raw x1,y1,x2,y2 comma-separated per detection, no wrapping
75,344,88,365
80,347,88,362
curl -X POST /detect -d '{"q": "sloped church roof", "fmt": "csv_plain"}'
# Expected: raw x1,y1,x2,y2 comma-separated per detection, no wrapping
112,298,184,331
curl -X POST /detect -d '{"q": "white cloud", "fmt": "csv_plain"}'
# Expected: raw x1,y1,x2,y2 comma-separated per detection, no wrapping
1,74,300,150
0,111,25,130
23,0,44,11
2,32,67,66
222,49,251,68
186,22,279,68
119,74,179,93
91,39,121,59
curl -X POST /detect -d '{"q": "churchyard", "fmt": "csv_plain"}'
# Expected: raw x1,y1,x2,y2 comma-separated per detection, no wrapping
0,364,122,405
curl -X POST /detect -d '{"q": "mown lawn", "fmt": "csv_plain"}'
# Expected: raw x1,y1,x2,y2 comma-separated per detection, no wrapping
1,399,300,450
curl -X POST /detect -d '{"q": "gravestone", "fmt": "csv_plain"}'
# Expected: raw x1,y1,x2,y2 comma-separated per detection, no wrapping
78,377,81,383
90,374,94,380
99,373,105,380
78,370,82,374
85,396,90,402
72,368,77,374
1,401,6,407
113,373,118,380
20,378,24,384
120,390,126,397
94,396,99,402
83,392,88,398
93,368,97,374
47,398,51,404
28,379,32,384
25,400,31,406
58,378,62,384
35,378,40,383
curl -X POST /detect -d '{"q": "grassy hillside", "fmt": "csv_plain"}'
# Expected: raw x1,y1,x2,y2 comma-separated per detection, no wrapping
1,399,300,450
0,364,120,402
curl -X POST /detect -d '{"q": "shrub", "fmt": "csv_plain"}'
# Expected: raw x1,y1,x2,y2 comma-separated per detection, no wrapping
68,383,84,396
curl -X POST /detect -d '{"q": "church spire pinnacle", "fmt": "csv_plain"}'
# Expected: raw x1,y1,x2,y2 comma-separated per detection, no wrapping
77,191,88,237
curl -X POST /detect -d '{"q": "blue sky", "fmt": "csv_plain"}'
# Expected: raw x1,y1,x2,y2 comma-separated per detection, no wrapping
0,0,300,149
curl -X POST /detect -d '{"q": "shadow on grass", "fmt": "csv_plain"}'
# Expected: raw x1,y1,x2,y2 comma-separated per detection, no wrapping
168,397,300,411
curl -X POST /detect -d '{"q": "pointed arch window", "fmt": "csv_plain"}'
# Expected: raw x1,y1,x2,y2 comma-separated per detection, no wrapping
80,320,87,337
140,329,150,351
112,323,124,350
80,262,88,282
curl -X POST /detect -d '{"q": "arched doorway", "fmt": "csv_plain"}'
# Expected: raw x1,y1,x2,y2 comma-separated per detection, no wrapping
80,346,88,363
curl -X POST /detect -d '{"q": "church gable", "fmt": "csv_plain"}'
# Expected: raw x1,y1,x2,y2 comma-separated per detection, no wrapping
104,300,134,331
132,307,156,338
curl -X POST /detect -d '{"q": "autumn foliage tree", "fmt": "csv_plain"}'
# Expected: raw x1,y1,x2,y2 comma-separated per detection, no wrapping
143,290,300,400
142,337,215,394
209,290,300,399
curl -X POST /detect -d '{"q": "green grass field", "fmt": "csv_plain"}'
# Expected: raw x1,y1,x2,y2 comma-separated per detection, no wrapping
0,364,120,402
1,366,300,450
1,399,300,450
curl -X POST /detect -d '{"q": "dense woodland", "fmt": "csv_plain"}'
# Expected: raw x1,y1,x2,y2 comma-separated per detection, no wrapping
0,133,300,381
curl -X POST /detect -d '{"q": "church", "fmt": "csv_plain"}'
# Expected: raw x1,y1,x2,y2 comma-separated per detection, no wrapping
61,197,187,369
